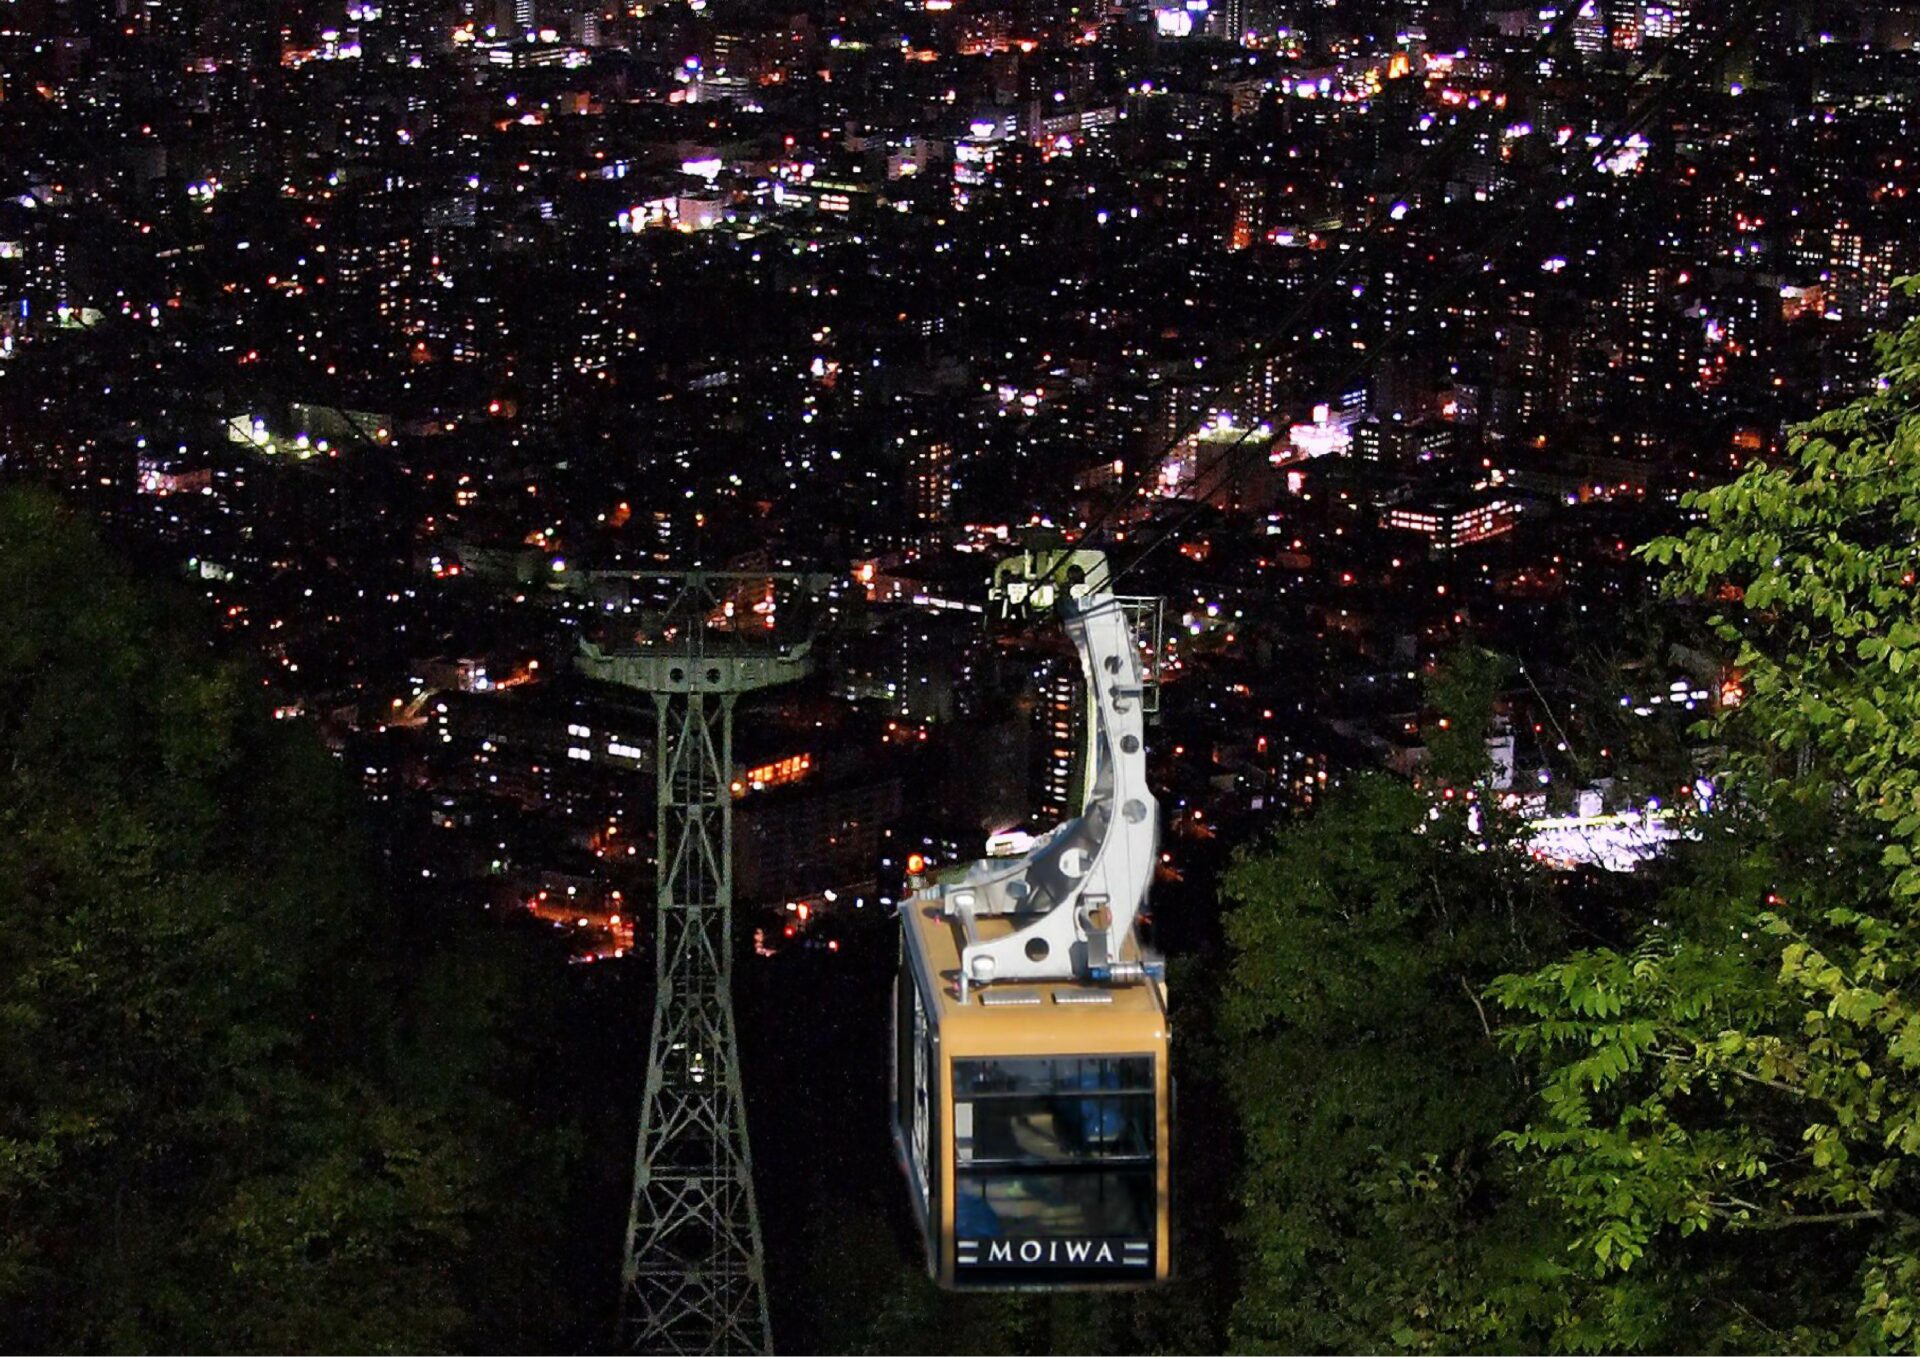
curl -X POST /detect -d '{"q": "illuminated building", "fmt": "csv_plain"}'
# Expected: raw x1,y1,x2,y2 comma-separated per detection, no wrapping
735,752,815,796
136,460,214,496
1353,418,1453,463
1034,660,1080,821
906,437,956,539
1287,405,1352,460
1381,497,1521,553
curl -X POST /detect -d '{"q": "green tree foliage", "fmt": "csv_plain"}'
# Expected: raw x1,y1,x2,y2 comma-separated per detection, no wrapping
1491,291,1920,1352
1221,650,1569,1352
0,489,580,1351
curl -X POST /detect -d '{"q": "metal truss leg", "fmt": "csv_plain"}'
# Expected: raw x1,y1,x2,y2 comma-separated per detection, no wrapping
620,691,773,1355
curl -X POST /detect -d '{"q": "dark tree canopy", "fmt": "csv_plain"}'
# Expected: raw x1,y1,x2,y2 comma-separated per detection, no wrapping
1219,650,1571,1353
0,488,582,1352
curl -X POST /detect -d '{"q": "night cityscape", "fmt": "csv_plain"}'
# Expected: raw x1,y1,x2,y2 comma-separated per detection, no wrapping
5,1,1920,1353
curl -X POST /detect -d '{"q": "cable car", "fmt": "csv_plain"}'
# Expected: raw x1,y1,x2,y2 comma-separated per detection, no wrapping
894,546,1170,1289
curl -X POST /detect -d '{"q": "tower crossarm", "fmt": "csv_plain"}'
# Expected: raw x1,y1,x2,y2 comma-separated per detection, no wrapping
574,567,825,696
576,639,815,696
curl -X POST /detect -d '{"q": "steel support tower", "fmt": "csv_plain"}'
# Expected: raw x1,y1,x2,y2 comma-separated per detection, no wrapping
578,573,816,1356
